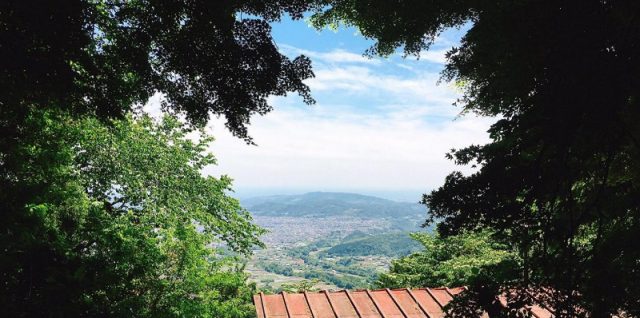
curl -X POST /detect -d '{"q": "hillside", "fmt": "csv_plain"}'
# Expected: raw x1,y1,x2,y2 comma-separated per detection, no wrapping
242,192,424,219
244,192,430,290
325,232,422,257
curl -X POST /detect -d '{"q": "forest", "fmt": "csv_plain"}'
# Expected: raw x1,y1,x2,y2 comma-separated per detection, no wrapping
2,1,639,317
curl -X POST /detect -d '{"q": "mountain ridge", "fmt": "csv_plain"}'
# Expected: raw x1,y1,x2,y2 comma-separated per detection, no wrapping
241,191,424,219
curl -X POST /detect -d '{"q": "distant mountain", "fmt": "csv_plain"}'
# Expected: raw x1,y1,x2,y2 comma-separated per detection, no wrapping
241,192,424,219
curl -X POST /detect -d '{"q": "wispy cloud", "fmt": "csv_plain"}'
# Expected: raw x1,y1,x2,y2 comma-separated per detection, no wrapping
202,44,492,192
415,48,449,64
203,102,493,192
279,44,382,65
145,41,493,195
305,51,459,118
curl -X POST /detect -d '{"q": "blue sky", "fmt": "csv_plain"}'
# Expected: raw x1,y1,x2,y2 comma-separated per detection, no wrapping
152,18,495,202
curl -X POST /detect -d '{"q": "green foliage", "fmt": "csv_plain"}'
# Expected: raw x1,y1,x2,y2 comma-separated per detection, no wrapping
313,0,640,316
310,1,468,57
2,2,322,315
260,262,295,277
0,111,263,317
75,114,264,254
259,258,369,290
278,279,321,293
376,231,518,289
258,257,371,290
1,0,316,141
272,233,399,289
325,232,422,257
301,270,367,290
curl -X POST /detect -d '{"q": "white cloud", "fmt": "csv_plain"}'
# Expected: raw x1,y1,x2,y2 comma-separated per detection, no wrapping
400,48,450,65
144,43,494,195
308,64,459,118
417,48,449,64
279,44,382,65
203,103,494,192
198,48,493,192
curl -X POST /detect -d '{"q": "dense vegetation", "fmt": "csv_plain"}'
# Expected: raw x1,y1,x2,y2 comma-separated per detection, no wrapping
1,112,264,317
376,231,518,289
1,0,316,141
4,1,640,317
326,232,422,257
1,1,316,316
258,260,370,290
312,0,640,316
253,230,425,291
260,262,295,277
257,232,383,289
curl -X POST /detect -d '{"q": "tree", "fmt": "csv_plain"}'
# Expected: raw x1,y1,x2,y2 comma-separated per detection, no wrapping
0,111,264,317
1,0,315,140
313,1,640,316
278,279,321,293
376,231,518,289
2,2,317,315
376,231,522,317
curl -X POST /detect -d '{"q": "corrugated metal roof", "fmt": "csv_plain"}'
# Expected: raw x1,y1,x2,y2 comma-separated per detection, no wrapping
253,287,555,318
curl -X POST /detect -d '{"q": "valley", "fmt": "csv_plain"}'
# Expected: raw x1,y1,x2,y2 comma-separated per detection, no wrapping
241,192,429,291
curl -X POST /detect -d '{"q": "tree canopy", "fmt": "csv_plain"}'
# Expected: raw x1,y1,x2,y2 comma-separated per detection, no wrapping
376,231,518,289
0,111,264,317
2,2,316,315
2,0,316,141
376,231,524,317
313,0,640,316
4,1,640,316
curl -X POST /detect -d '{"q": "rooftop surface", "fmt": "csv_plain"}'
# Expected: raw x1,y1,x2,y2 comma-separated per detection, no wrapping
253,287,554,318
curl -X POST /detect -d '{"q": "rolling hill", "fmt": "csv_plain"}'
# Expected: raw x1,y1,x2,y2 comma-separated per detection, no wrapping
325,232,422,257
241,192,424,219
243,192,432,290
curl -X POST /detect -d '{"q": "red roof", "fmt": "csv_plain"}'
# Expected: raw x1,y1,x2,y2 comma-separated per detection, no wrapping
253,287,555,318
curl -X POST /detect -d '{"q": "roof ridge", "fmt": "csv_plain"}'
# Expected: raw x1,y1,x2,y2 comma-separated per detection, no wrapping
385,288,409,318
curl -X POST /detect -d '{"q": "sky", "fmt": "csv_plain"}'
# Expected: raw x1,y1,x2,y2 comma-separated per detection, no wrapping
149,18,495,202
